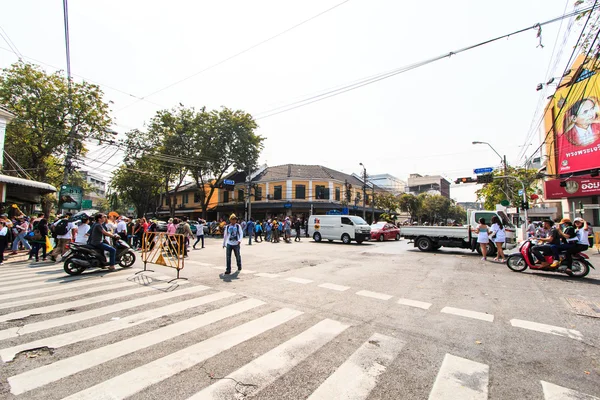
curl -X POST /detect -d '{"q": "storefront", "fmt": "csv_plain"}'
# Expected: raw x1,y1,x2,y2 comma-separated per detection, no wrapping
544,174,600,226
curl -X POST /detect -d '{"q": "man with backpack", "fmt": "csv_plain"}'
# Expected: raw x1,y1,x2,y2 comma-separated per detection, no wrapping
246,218,255,245
175,216,193,257
50,213,77,262
222,214,242,274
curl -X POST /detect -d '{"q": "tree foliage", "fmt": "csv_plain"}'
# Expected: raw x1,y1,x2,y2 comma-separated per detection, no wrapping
398,193,466,224
111,157,163,217
475,166,539,210
575,0,600,53
0,62,112,214
115,105,263,219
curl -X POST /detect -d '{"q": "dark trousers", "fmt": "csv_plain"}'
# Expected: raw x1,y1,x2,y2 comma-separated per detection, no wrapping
225,244,241,272
532,244,553,263
193,235,204,248
565,244,588,267
29,242,46,260
295,229,301,241
95,242,117,266
0,237,7,263
248,232,252,245
550,243,573,261
255,231,262,242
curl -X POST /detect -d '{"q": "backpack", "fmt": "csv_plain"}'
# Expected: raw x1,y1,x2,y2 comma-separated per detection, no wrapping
175,223,186,235
54,220,69,236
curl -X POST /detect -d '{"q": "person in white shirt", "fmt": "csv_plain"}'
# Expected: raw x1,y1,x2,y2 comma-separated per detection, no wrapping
193,219,205,249
222,214,242,274
75,217,91,244
490,216,507,262
115,217,128,241
0,221,8,265
50,213,77,262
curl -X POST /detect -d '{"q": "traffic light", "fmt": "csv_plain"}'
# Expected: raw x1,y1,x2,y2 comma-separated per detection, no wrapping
521,201,529,210
476,174,494,184
455,177,476,184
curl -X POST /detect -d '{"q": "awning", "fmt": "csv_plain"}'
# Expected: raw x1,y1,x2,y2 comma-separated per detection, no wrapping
0,174,57,204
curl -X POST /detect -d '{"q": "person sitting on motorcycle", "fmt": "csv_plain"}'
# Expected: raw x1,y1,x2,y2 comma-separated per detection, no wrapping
550,218,578,268
90,214,119,271
560,217,590,274
531,219,561,267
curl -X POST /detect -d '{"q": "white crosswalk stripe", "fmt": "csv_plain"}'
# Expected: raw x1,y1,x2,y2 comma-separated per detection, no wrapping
61,308,303,400
0,270,63,286
541,380,600,400
428,354,489,400
0,284,210,341
0,273,132,302
8,297,264,395
0,264,60,277
189,319,349,399
0,269,138,293
0,270,597,400
307,333,405,400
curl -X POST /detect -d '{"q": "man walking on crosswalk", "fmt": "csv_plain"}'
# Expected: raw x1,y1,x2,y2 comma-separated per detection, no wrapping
222,214,243,275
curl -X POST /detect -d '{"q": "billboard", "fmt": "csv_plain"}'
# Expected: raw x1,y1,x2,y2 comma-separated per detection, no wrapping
544,175,600,199
547,55,600,175
58,185,83,210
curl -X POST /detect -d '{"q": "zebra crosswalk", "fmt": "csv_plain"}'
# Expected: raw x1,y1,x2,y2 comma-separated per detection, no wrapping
0,264,598,400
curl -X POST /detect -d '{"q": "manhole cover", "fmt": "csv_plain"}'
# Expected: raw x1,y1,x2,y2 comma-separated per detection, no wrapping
565,298,600,318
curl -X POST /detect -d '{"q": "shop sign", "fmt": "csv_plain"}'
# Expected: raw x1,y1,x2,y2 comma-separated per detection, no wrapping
544,176,600,199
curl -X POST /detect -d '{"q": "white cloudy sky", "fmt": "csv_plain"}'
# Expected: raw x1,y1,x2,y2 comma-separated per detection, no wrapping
0,0,582,201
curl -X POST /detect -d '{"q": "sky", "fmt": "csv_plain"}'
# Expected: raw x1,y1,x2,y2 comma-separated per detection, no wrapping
0,0,583,202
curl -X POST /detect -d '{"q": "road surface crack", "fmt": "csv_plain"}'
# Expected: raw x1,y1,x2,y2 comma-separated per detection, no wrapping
197,360,258,397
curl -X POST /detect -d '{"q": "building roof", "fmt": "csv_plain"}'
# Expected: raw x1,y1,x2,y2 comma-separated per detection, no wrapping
0,174,56,192
252,164,366,187
0,105,15,121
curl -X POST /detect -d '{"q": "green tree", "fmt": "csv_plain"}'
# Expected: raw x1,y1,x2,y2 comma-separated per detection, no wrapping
575,0,600,53
398,193,422,223
475,167,539,210
0,62,112,214
110,157,163,217
187,107,263,219
373,192,400,215
421,195,452,224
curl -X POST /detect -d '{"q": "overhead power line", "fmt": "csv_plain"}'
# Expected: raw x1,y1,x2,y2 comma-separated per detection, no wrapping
114,0,353,113
253,5,599,120
0,25,23,60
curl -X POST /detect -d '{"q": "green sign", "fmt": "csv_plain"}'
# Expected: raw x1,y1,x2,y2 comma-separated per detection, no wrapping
500,199,510,207
81,199,93,209
58,185,83,210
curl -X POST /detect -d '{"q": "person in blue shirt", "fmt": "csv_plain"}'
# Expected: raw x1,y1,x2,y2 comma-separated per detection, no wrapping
246,218,255,245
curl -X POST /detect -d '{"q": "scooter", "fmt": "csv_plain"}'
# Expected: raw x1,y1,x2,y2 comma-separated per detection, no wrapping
62,238,136,275
506,238,594,278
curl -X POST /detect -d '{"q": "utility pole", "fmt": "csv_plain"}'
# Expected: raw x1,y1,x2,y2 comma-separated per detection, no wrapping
371,186,375,223
360,163,366,220
247,164,252,222
503,154,508,197
62,0,75,186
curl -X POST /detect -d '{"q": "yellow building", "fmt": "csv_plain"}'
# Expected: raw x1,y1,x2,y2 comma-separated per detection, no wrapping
214,164,386,223
156,181,220,220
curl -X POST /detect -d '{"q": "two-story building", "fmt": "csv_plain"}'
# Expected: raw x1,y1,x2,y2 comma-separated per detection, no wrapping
214,164,387,223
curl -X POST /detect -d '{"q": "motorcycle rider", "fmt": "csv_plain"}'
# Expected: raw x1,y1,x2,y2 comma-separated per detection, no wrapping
89,213,119,271
560,217,591,274
551,218,577,268
531,219,561,267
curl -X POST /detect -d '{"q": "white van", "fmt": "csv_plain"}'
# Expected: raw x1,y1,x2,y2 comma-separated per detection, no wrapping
308,215,371,244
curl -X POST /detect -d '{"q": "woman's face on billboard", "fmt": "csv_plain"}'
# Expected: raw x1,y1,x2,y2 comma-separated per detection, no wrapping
573,99,596,128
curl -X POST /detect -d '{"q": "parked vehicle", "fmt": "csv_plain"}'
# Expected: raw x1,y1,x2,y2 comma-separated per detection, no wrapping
506,238,594,278
62,239,136,275
370,222,401,242
400,209,516,255
308,215,371,244
156,221,168,232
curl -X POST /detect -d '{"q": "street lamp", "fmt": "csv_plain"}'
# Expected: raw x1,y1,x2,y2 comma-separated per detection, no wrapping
472,141,508,194
359,163,367,220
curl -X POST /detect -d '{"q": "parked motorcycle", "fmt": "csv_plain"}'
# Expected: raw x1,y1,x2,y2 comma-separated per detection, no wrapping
506,238,594,278
63,238,136,275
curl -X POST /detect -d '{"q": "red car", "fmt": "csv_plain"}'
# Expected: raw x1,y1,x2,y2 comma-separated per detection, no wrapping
370,222,401,242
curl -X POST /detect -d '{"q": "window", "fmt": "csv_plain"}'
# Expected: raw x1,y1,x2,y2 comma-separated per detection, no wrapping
274,185,282,200
183,193,189,204
194,192,201,203
165,197,170,206
315,185,329,200
223,191,229,203
238,189,245,202
341,217,353,225
255,187,262,201
295,185,305,199
335,187,340,201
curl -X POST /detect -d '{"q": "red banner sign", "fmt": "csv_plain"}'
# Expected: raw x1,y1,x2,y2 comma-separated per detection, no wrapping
544,176,600,199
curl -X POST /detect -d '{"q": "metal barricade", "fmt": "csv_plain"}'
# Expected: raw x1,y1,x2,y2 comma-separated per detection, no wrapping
140,232,187,282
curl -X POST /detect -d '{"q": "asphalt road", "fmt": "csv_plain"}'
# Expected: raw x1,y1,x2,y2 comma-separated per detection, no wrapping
0,236,598,400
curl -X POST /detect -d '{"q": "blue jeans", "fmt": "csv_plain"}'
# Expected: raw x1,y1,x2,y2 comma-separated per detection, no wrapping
266,231,271,241
248,233,252,245
96,242,116,266
12,232,31,251
225,244,241,272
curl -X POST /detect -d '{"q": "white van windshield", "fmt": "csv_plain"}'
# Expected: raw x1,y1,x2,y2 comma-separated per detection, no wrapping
349,216,368,225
